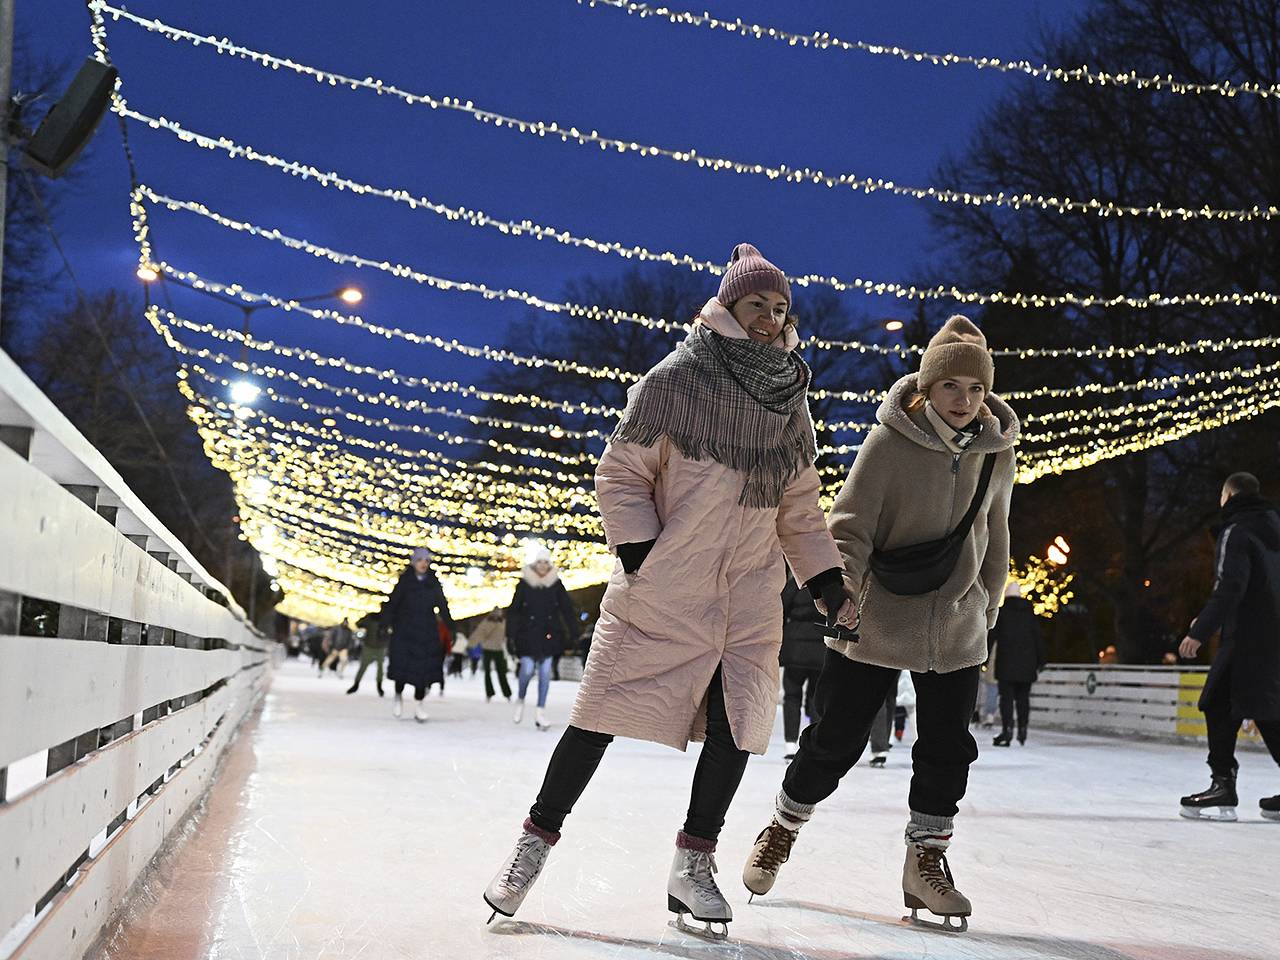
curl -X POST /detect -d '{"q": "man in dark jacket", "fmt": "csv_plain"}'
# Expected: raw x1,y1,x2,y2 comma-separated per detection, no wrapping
989,580,1046,746
780,577,826,760
1178,473,1280,822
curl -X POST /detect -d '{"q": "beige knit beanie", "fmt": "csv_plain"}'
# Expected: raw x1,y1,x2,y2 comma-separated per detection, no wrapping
918,315,995,392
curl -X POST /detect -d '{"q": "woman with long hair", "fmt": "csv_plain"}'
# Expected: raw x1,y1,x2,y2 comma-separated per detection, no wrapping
741,315,1019,934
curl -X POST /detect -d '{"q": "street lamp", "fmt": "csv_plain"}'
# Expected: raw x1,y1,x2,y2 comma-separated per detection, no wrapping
1047,536,1071,566
229,380,262,405
883,319,905,333
136,269,362,396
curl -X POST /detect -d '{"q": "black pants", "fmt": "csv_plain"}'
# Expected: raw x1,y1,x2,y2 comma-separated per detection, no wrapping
1203,671,1280,779
483,650,512,699
998,680,1032,734
394,680,427,701
782,666,822,743
784,649,980,818
529,665,749,841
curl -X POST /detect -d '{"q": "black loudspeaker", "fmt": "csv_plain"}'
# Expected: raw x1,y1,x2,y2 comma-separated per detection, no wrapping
24,58,120,179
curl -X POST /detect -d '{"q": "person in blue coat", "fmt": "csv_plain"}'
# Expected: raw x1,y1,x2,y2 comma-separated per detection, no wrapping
382,547,454,723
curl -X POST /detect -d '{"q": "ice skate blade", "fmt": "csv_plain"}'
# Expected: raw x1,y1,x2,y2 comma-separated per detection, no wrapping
902,906,968,934
1262,810,1280,822
483,895,514,924
1179,804,1238,821
668,916,730,941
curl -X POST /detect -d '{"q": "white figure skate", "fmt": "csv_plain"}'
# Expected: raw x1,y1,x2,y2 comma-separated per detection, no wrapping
667,846,731,941
484,829,552,922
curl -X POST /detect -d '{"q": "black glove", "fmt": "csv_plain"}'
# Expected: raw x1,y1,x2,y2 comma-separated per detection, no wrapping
617,539,656,575
807,567,850,628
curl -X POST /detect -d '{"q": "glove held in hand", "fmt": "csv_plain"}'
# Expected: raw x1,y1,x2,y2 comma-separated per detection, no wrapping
617,539,656,575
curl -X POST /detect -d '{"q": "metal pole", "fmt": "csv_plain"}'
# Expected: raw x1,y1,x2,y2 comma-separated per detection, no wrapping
0,0,17,340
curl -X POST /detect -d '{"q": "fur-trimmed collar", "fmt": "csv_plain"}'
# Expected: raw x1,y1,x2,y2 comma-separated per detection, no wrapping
877,374,1019,454
522,566,561,588
697,298,801,352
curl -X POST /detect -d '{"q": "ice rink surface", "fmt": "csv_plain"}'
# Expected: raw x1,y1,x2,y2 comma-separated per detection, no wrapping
96,658,1280,960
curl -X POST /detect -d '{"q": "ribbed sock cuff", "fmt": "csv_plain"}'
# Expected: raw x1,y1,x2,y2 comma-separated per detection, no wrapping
676,830,716,852
523,817,560,846
776,789,815,831
905,810,953,849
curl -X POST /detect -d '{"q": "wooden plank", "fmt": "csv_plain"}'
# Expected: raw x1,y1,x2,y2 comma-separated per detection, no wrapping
7,674,265,960
0,672,261,935
0,350,238,610
1032,684,1182,704
1032,699,1179,724
0,636,255,768
0,446,256,645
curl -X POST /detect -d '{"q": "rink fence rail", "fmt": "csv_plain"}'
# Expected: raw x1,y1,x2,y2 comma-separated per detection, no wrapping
1031,665,1266,747
0,350,273,960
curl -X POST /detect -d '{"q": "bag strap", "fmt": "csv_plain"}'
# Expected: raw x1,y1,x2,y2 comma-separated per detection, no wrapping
948,453,998,544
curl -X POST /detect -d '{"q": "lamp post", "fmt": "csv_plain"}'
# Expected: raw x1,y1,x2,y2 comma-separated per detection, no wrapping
138,268,361,400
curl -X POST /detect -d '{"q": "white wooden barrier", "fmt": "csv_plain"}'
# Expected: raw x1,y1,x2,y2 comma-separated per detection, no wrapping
1031,664,1267,748
0,350,272,960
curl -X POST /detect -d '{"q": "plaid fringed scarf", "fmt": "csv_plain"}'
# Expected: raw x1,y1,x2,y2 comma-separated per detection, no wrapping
611,322,816,508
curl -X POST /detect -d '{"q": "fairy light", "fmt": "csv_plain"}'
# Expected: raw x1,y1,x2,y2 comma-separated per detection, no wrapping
1017,388,1280,483
574,0,1280,101
1010,556,1075,619
183,381,597,485
118,112,1280,347
136,186,1280,314
155,263,650,386
101,12,1276,221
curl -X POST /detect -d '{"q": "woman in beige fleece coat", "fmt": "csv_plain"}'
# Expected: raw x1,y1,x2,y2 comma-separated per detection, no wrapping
743,315,1019,933
483,244,847,939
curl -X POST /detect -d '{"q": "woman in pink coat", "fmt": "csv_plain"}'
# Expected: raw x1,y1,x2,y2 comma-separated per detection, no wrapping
482,244,849,940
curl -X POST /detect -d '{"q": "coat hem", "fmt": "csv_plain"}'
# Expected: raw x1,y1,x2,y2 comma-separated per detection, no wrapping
826,637,988,675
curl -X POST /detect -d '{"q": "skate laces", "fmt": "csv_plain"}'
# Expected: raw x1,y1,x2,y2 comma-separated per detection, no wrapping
752,822,797,873
915,845,956,895
680,850,721,899
501,834,547,891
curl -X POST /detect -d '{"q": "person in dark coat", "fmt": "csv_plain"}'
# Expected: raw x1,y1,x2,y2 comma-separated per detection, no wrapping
1179,473,1280,821
780,576,826,759
988,580,1046,746
506,546,576,730
382,547,455,723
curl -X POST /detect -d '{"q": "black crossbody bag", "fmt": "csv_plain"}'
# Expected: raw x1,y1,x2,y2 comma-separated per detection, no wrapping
868,453,997,596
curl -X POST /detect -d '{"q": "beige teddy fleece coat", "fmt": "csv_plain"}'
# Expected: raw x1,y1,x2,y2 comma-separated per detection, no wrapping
824,374,1020,674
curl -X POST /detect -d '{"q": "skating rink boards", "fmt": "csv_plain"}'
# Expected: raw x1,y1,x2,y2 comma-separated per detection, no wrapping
91,658,1278,960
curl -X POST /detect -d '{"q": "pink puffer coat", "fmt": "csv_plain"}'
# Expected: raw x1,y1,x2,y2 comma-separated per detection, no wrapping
568,305,842,754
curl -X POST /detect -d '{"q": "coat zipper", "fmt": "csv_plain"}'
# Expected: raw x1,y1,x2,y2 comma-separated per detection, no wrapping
930,453,963,671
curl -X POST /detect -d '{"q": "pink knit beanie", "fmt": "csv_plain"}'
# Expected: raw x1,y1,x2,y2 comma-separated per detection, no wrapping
716,243,790,307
